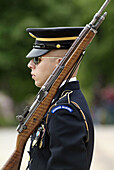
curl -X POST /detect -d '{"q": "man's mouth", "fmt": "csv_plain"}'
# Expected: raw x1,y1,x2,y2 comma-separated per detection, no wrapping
31,73,36,79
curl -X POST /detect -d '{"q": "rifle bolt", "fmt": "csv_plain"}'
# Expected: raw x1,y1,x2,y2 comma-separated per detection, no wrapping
16,115,24,122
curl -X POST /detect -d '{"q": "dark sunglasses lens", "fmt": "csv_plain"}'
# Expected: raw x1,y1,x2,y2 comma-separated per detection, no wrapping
33,57,38,64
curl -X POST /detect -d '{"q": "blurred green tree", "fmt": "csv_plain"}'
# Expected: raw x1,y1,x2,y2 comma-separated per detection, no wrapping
0,0,113,106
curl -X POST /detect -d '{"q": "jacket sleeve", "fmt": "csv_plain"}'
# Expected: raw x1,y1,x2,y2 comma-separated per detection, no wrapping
47,103,89,170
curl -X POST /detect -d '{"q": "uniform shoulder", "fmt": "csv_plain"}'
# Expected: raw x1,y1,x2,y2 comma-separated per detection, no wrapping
56,90,73,104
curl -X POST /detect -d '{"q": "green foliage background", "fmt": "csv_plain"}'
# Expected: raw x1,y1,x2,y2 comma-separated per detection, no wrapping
0,0,113,115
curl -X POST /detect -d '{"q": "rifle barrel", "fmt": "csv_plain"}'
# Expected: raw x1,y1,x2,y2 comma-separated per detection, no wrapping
90,0,111,25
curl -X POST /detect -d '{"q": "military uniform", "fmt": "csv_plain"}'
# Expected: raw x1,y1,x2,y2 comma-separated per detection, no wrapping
26,27,94,170
27,81,94,170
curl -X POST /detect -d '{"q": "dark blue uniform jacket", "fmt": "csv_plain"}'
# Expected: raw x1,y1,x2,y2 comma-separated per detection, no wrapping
27,81,94,170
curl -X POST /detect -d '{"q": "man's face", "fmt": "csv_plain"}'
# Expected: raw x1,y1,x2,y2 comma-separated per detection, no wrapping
27,50,67,87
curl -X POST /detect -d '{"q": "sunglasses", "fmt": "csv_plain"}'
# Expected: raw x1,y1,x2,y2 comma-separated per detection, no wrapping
33,56,61,65
33,57,40,65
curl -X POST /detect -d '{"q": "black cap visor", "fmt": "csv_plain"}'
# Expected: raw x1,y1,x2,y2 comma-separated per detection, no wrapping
26,48,50,58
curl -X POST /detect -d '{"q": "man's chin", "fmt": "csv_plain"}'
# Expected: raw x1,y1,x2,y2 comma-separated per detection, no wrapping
35,81,42,88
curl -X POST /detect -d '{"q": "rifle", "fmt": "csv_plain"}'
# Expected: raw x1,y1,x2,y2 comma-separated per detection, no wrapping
2,0,111,169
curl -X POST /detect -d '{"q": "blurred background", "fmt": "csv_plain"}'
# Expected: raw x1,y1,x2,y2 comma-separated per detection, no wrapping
0,0,114,169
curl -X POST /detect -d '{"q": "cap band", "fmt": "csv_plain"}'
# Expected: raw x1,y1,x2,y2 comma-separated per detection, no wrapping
29,33,77,42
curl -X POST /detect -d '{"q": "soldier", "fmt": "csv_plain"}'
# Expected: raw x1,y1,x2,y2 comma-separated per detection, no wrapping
26,27,94,170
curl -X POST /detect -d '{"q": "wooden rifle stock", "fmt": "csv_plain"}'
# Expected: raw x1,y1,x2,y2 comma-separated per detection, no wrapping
2,0,110,169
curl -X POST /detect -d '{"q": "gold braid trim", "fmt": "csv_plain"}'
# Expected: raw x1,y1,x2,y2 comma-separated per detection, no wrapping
59,90,73,104
71,101,89,143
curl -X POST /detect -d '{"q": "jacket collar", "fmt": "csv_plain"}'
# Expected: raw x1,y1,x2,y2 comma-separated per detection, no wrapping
52,81,80,104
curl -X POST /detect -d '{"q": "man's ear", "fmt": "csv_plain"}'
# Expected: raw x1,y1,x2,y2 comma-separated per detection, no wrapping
56,58,62,67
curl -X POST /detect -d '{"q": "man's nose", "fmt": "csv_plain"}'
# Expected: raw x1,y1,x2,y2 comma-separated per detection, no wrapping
27,59,35,69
